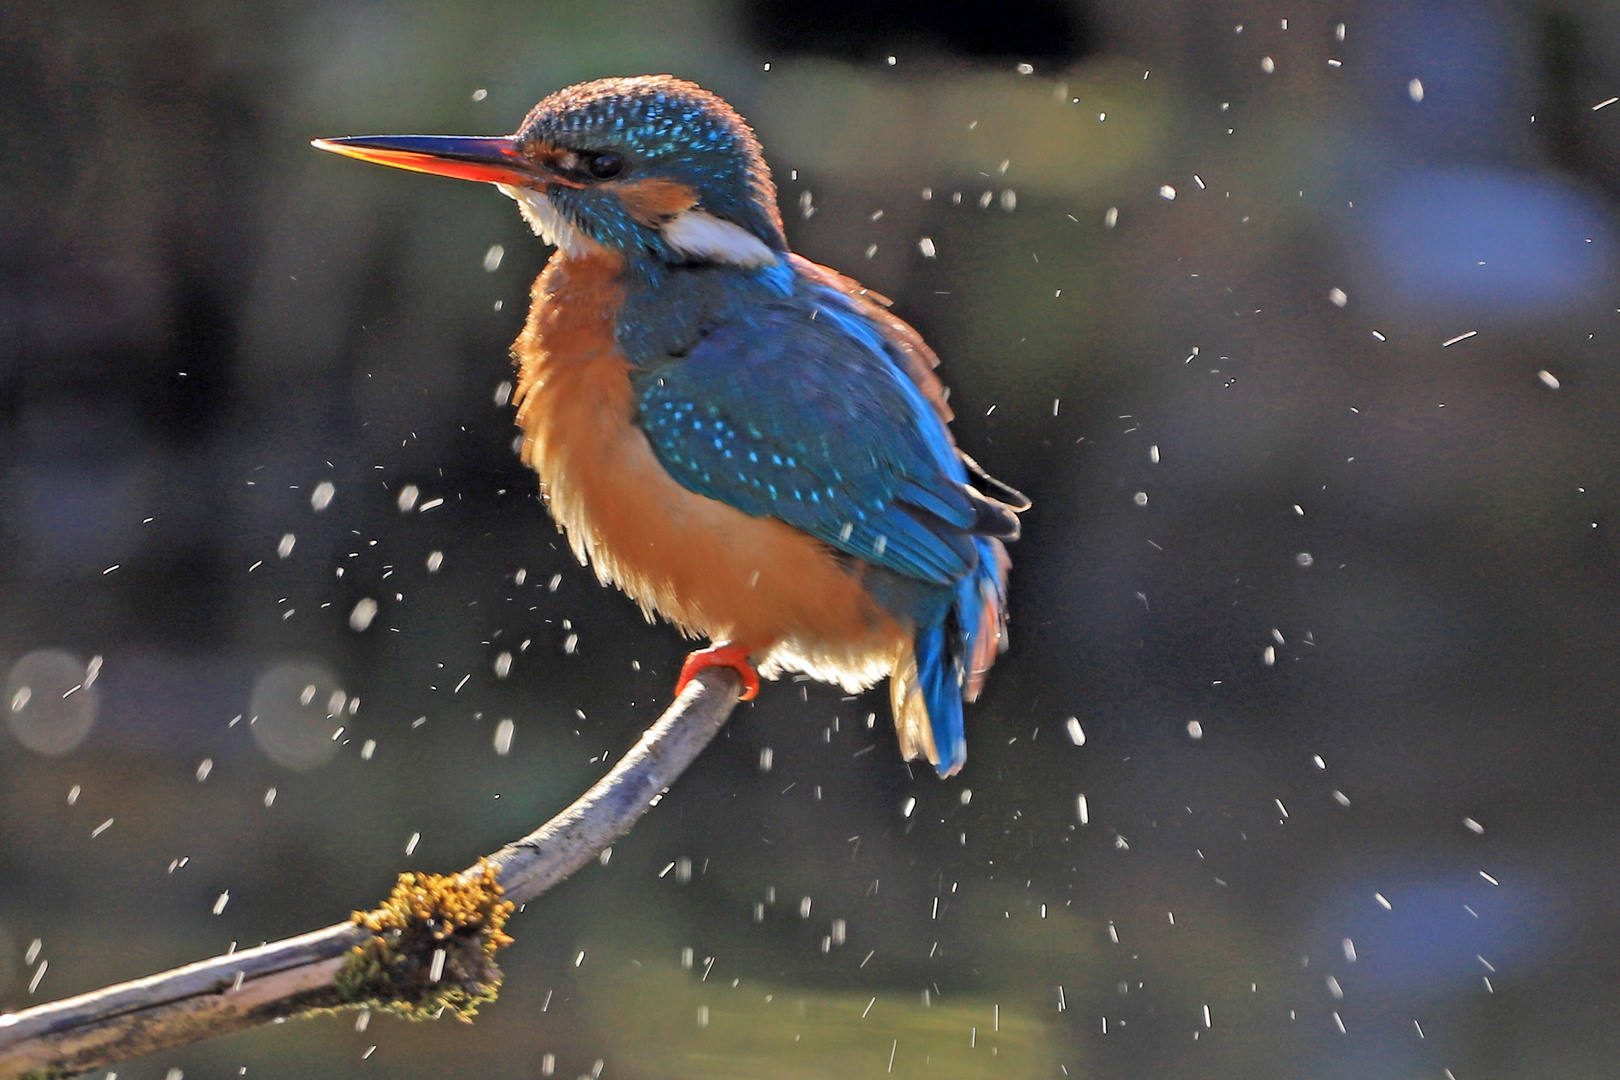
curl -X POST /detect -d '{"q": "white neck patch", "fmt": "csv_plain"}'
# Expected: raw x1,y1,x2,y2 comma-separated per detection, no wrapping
660,209,778,268
496,184,593,257
496,187,777,268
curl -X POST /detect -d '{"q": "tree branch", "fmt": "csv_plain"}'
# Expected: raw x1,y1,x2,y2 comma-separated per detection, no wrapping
0,667,742,1079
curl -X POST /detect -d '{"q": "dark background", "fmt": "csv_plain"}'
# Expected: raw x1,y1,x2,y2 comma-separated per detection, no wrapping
3,1,1619,1077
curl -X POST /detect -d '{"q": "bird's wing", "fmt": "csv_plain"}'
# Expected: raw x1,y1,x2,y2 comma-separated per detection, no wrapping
635,297,979,586
789,254,954,425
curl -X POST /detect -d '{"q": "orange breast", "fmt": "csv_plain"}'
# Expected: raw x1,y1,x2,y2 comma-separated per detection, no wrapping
511,251,908,689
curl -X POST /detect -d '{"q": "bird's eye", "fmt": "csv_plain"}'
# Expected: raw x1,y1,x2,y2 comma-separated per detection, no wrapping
586,152,624,180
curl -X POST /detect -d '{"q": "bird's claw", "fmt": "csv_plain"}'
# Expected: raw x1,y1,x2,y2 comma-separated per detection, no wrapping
675,642,760,701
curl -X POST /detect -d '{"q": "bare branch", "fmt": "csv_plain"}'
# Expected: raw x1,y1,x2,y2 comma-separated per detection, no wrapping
0,667,742,1079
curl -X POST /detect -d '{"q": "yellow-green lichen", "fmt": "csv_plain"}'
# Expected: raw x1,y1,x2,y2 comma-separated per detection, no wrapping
334,858,515,1021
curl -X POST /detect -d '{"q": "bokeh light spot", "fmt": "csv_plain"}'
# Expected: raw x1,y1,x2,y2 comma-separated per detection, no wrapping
5,649,99,756
249,661,344,770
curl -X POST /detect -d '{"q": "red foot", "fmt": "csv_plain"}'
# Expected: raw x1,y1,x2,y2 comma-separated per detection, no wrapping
676,642,760,701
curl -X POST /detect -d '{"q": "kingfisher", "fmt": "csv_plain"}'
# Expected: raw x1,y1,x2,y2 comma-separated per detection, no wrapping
313,76,1026,776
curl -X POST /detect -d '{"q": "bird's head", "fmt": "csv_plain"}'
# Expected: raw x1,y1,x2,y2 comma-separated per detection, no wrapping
314,75,786,270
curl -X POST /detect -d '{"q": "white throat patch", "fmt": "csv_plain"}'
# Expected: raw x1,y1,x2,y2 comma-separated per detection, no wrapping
660,209,778,268
496,184,592,257
496,186,777,269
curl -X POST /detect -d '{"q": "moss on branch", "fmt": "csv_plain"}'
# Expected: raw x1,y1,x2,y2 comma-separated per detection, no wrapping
333,859,515,1022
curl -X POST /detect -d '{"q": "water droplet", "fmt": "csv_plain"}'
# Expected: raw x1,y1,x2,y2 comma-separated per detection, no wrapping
349,598,379,632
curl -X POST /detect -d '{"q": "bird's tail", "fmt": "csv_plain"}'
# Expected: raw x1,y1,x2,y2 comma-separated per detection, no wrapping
891,537,1012,777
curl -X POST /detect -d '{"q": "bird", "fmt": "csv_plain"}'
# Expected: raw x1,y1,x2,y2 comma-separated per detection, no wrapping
313,75,1027,777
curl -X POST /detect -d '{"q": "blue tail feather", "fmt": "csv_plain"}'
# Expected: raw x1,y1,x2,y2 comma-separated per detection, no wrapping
915,620,965,775
913,537,1007,777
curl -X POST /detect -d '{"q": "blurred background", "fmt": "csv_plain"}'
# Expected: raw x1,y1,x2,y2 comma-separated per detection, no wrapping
2,0,1619,1076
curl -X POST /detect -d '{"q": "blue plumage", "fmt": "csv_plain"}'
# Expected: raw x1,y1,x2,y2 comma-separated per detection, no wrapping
632,260,1009,774
636,290,974,585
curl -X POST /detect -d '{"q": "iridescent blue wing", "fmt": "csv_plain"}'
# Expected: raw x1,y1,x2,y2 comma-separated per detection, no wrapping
635,295,977,586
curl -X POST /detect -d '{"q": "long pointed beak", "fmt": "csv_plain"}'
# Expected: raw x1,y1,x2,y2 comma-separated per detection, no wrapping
311,134,543,187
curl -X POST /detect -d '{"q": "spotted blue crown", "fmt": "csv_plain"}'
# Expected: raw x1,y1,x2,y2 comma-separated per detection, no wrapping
520,75,786,256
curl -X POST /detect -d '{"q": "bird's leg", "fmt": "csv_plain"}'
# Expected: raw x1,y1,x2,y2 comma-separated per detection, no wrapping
675,641,760,701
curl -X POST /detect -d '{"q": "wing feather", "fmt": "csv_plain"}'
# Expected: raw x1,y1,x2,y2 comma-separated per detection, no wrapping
636,295,973,587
